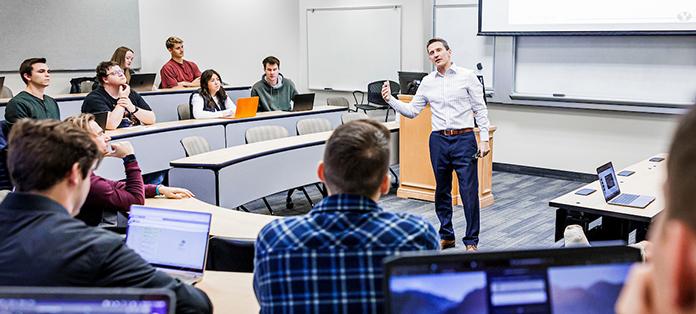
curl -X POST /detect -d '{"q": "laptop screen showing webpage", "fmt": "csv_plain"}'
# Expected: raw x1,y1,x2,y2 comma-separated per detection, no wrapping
597,162,621,201
0,287,173,314
384,246,640,314
126,206,211,272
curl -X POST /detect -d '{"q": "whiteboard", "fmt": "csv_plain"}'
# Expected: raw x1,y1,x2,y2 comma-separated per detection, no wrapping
0,0,141,71
434,3,495,90
307,6,401,91
515,36,696,105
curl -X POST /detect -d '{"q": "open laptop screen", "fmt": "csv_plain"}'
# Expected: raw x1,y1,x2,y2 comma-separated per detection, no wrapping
126,206,211,272
0,287,174,314
384,246,640,314
597,162,621,201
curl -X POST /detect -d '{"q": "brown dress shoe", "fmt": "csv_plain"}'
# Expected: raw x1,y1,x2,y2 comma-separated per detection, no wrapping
440,239,455,250
466,244,478,252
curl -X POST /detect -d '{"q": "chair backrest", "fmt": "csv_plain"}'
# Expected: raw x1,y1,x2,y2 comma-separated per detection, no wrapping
341,112,370,124
177,103,191,120
0,86,12,99
180,136,210,157
69,77,98,94
245,125,289,144
326,97,350,108
296,118,333,135
367,80,399,106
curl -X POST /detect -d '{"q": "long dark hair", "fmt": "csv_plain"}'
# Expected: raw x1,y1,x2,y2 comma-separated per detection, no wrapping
200,69,227,111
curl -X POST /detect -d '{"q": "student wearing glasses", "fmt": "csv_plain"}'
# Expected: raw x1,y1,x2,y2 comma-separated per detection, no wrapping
81,61,156,130
190,69,235,119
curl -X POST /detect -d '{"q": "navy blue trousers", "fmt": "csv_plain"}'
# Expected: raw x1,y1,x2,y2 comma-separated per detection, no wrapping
429,131,480,246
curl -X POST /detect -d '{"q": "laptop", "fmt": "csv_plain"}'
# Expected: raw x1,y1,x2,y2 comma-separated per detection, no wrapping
0,287,174,314
232,96,259,119
384,246,641,314
130,73,157,92
596,162,655,208
93,111,109,130
291,93,315,112
126,205,212,285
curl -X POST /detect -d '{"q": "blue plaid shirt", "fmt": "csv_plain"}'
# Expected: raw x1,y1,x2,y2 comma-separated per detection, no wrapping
254,194,439,314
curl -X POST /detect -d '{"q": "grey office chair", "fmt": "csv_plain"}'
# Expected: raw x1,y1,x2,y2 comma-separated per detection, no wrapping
326,97,352,111
341,112,369,124
353,80,399,122
296,118,332,135
0,86,13,99
245,125,290,214
180,136,210,157
177,103,191,120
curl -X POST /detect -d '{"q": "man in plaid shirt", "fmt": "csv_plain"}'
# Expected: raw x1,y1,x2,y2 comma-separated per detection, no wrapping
254,119,440,313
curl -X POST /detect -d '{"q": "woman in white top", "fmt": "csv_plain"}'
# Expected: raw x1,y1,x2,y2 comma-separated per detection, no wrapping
190,69,236,118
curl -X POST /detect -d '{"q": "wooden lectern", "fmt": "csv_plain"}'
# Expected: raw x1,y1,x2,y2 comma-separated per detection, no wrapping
396,95,495,207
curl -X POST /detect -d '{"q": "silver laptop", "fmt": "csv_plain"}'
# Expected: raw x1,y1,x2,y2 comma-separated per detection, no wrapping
126,205,212,284
596,162,655,208
130,73,157,92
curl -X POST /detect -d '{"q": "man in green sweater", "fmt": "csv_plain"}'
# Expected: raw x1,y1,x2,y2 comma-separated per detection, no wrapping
251,56,298,112
5,58,61,128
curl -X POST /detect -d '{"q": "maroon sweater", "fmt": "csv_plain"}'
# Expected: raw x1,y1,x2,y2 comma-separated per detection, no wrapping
76,157,157,226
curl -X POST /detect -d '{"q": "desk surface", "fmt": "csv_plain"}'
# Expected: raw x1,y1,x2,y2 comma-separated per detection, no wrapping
144,197,277,240
105,105,346,140
549,154,666,221
0,85,250,104
171,120,399,168
197,271,258,313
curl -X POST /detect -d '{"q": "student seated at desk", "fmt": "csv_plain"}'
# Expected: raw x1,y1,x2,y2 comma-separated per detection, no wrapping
616,106,696,314
110,46,135,84
190,69,235,119
251,56,298,112
0,119,211,313
159,36,201,89
4,58,60,129
65,114,193,226
254,119,439,313
81,61,156,130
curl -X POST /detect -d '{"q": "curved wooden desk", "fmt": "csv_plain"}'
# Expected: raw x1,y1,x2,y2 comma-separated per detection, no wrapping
0,86,251,122
144,197,276,240
94,106,347,180
197,271,258,313
168,121,400,209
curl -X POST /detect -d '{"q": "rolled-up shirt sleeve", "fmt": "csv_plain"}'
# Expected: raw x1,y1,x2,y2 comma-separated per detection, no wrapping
466,72,490,142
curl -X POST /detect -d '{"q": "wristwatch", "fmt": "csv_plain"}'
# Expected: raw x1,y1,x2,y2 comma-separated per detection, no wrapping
131,107,139,114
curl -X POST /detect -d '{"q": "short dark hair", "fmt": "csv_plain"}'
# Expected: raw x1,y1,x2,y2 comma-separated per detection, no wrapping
19,58,47,85
323,119,390,197
426,38,450,51
666,106,696,230
262,56,280,69
7,119,101,192
95,61,119,84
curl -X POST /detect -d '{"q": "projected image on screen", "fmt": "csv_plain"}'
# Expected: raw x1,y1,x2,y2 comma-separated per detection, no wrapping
548,263,632,314
389,272,487,314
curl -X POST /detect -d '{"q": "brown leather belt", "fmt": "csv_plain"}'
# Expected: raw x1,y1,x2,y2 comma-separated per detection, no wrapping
438,128,473,136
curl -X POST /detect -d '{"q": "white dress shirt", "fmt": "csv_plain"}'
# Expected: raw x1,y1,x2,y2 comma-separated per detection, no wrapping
191,93,236,119
387,64,490,141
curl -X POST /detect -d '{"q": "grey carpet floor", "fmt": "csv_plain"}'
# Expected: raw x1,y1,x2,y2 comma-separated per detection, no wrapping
242,167,586,251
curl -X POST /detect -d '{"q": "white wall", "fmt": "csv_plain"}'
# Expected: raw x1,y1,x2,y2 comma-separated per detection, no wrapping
2,0,301,96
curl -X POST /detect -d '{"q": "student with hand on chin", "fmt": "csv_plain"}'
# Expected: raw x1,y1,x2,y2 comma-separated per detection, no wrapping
81,61,156,130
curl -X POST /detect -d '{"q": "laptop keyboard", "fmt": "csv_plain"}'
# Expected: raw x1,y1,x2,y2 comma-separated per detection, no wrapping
613,194,640,205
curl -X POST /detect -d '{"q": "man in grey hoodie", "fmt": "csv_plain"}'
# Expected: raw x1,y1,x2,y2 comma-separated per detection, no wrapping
251,56,298,111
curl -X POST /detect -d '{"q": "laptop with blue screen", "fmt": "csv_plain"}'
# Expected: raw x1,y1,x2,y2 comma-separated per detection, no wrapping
596,162,655,208
384,246,641,314
0,287,174,314
126,206,212,285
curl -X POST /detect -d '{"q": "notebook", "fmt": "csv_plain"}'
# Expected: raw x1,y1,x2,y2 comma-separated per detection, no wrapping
291,93,315,112
0,287,174,314
384,246,641,314
596,162,655,208
126,206,212,285
232,96,260,119
129,73,157,92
